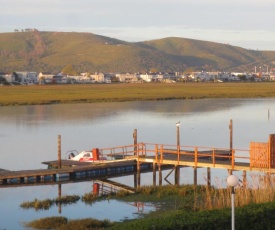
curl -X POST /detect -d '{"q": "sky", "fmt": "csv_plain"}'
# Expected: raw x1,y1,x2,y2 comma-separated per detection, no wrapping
1,0,275,51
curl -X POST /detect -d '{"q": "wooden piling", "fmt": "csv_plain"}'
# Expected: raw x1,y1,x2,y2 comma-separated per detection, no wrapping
242,170,247,188
229,119,233,156
158,163,162,185
58,135,61,169
133,129,137,155
136,161,140,189
153,163,156,186
207,167,211,186
174,165,180,185
194,167,197,185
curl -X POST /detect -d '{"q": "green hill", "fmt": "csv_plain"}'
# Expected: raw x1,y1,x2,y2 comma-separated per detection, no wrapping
0,30,275,73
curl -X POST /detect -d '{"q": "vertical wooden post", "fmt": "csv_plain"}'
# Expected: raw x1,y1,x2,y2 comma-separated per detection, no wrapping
269,134,275,169
174,165,180,185
133,129,137,155
136,161,140,189
153,163,156,186
134,173,137,189
176,122,180,147
194,167,197,185
207,167,211,186
229,119,233,156
58,135,61,169
176,122,180,162
158,163,162,186
242,170,247,188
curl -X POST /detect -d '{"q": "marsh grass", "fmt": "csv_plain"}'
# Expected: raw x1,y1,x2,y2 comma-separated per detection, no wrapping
26,216,68,229
20,195,80,210
26,216,113,230
1,82,275,106
196,173,275,211
24,174,275,229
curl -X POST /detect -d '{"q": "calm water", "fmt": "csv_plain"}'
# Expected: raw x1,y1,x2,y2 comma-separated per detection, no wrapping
1,98,275,229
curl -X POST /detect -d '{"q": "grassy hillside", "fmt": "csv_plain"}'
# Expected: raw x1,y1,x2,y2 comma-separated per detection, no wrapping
1,31,275,73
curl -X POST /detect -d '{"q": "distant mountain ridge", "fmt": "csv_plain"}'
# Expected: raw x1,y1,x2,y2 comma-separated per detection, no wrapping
0,30,275,73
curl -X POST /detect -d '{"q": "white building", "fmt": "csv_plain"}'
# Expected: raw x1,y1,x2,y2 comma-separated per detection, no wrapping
38,72,54,84
16,72,38,84
0,73,13,83
140,73,163,82
69,75,94,83
90,73,105,83
116,73,140,83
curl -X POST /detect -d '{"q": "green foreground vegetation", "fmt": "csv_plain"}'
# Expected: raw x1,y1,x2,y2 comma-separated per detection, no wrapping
25,179,275,229
1,82,275,106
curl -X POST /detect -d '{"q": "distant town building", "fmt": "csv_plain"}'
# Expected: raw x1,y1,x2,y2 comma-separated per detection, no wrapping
16,71,38,84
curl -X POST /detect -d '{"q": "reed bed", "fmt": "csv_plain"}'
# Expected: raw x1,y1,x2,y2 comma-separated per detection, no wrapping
197,173,275,211
26,217,113,230
20,195,80,211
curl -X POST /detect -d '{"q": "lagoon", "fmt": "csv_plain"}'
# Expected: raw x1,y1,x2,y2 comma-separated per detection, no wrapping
0,98,275,229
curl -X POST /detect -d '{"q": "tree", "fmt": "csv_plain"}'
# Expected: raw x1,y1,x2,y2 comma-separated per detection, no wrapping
13,72,20,83
62,64,78,76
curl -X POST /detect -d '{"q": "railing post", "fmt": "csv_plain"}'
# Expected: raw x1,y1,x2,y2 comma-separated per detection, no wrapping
161,145,163,163
212,148,215,166
231,150,235,169
155,144,158,162
195,147,198,167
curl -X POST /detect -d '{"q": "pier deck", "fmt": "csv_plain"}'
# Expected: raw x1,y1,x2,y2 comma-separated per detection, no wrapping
0,159,143,187
1,135,275,188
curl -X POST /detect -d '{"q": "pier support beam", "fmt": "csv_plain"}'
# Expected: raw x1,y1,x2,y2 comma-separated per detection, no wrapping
242,170,247,188
153,163,156,186
194,167,197,186
207,167,211,186
174,165,180,185
135,162,141,189
158,163,162,186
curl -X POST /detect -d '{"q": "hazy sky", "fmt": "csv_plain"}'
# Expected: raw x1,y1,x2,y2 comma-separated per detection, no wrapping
1,0,275,50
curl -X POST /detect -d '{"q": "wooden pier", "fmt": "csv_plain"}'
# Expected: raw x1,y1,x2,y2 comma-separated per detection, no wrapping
1,131,275,189
0,160,145,187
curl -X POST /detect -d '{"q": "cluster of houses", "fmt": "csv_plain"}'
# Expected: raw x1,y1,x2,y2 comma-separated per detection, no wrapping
0,70,274,85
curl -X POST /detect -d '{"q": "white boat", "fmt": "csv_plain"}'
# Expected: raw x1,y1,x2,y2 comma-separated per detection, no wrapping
66,148,106,162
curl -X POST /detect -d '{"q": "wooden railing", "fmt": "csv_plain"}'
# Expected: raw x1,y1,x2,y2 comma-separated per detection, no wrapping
136,143,250,169
98,138,275,171
99,142,251,169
